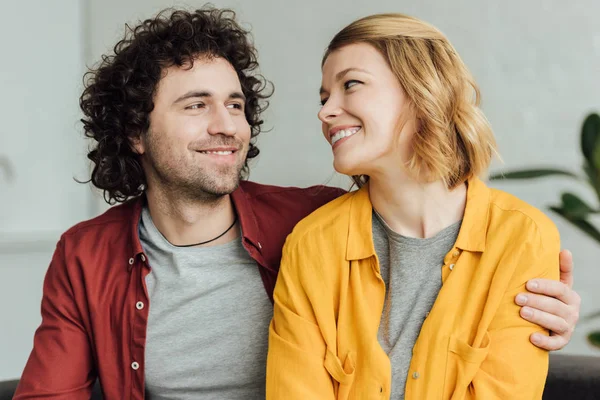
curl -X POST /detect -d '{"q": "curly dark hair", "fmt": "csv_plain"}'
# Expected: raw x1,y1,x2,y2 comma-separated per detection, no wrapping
80,7,272,204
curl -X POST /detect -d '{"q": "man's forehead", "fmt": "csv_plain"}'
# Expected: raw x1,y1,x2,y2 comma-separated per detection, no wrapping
158,57,243,96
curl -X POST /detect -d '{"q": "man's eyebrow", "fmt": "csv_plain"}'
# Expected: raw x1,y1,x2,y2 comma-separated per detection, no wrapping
173,90,246,104
319,67,371,95
173,90,212,104
229,91,246,102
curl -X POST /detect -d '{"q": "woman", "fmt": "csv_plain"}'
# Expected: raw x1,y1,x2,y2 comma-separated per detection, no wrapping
267,13,560,399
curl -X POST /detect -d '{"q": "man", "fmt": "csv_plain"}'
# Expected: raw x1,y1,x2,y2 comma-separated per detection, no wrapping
15,7,581,400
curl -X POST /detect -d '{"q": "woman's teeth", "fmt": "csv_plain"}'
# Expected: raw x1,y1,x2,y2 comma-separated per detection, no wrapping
331,127,361,146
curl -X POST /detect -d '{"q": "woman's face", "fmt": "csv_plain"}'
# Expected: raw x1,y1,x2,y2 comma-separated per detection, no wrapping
319,42,416,178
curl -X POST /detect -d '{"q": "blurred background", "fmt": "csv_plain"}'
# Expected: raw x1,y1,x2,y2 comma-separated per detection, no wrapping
1,0,599,381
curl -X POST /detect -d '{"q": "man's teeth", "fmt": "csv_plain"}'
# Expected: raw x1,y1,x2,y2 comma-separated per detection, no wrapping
331,128,361,145
200,150,234,155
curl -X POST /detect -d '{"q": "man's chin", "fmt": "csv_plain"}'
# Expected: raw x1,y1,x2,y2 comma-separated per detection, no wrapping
206,181,240,197
201,172,242,197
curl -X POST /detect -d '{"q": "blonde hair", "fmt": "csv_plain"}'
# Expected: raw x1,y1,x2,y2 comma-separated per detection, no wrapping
323,13,498,189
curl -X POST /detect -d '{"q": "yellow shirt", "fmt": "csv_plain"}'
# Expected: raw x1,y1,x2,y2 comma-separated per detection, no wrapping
266,177,559,400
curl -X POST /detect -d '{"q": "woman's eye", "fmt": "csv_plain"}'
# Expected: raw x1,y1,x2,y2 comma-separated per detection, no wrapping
320,98,328,106
344,80,361,90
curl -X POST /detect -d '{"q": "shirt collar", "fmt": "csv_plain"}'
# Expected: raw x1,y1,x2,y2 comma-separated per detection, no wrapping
346,183,376,261
453,176,490,252
344,176,490,261
128,197,146,270
127,183,264,269
231,182,263,251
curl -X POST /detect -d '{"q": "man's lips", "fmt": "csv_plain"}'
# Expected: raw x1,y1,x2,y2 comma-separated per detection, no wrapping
196,146,239,155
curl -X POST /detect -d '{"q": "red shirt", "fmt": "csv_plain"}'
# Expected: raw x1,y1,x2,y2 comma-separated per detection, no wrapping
14,181,345,400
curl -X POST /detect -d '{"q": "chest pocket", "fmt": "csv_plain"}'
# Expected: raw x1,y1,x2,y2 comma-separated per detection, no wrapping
443,332,491,400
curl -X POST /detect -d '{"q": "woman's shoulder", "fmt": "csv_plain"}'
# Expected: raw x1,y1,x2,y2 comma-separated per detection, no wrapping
487,187,560,249
284,190,358,249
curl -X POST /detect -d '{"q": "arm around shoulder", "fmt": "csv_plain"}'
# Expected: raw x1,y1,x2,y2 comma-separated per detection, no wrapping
467,223,560,399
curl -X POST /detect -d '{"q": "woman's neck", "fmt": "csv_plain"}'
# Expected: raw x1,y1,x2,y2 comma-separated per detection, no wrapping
368,171,467,239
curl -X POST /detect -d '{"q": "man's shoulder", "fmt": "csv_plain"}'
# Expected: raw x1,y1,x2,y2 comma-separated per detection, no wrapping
240,180,345,200
61,197,141,243
239,180,346,210
236,181,348,270
285,189,356,248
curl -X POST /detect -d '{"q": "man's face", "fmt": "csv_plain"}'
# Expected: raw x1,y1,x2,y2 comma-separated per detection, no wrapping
134,56,251,199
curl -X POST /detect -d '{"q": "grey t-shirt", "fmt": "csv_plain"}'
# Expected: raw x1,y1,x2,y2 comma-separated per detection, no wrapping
139,207,272,400
372,211,461,399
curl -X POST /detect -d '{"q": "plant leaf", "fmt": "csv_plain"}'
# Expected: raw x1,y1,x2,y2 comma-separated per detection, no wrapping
581,113,600,168
588,331,600,349
583,162,599,188
560,192,598,218
489,169,578,180
549,206,600,243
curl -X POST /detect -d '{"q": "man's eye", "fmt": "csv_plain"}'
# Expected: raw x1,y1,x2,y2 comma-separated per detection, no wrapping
227,103,244,110
187,103,205,110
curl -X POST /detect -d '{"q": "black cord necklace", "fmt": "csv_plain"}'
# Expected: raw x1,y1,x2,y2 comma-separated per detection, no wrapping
173,215,238,248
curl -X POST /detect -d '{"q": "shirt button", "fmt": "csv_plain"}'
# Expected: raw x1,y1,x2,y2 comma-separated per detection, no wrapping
258,242,262,249
140,254,146,262
453,250,460,257
131,361,139,370
449,264,455,270
128,257,134,265
136,301,144,310
412,371,420,379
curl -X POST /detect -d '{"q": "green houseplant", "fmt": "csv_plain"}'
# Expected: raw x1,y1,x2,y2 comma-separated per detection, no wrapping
489,112,600,349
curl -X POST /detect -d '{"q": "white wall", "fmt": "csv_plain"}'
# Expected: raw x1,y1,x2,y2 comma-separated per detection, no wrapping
0,0,88,380
1,0,599,380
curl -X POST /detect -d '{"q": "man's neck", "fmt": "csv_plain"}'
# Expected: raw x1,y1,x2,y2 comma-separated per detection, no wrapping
145,185,239,247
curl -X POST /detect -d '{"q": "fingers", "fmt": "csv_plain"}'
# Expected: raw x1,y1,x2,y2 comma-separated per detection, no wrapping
519,306,571,337
558,249,574,288
515,292,570,321
525,279,577,306
518,279,581,352
529,332,569,351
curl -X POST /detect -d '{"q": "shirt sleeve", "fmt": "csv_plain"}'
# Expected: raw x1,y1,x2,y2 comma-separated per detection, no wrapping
14,239,95,399
266,238,339,400
459,229,560,399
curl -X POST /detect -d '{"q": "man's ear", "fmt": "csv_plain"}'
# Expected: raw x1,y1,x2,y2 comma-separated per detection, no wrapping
129,134,145,155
